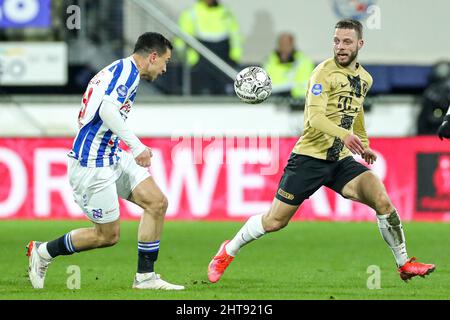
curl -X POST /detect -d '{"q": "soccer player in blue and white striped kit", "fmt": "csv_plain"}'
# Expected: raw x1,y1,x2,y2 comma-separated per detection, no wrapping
26,32,184,290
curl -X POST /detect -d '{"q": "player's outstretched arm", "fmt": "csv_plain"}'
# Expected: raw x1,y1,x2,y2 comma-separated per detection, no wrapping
438,115,450,140
99,99,151,167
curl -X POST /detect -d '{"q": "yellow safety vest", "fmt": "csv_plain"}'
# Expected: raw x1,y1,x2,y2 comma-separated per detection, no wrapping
175,1,242,66
264,51,315,98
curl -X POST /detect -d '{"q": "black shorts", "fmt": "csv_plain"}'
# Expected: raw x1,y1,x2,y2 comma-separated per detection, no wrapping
275,153,370,206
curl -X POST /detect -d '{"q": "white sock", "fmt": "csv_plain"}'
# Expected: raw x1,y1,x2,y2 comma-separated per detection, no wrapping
376,211,408,267
225,214,266,257
37,242,53,260
391,243,408,267
136,272,155,281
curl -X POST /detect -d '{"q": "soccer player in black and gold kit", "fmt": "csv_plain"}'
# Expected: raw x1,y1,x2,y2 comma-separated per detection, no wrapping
208,19,435,283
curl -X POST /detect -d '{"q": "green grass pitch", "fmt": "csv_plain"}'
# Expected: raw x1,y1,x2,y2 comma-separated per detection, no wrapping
0,220,448,300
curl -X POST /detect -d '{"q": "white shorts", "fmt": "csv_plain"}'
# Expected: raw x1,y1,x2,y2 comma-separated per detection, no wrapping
68,151,150,224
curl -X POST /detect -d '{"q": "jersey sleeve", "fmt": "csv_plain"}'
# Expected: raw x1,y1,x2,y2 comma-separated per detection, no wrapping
99,99,146,158
353,70,372,148
306,67,332,108
306,67,351,140
103,60,139,107
354,106,370,149
367,73,373,91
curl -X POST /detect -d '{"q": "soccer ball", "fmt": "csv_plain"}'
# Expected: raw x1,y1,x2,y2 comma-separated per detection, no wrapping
234,66,272,104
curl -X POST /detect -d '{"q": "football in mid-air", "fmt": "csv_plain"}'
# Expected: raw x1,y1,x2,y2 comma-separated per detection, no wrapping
234,66,272,104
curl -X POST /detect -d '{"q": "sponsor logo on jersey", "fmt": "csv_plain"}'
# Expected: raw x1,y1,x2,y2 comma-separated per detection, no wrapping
116,85,128,98
89,70,105,85
120,101,131,114
92,208,103,219
311,83,323,96
277,188,295,200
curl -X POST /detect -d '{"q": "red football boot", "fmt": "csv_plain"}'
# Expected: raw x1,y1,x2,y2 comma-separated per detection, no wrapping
398,257,435,281
208,240,234,283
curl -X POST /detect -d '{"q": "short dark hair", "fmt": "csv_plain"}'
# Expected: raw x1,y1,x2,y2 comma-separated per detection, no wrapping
335,19,363,39
133,32,173,56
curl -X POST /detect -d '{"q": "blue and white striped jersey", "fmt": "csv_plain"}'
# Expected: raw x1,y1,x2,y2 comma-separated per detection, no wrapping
70,56,140,167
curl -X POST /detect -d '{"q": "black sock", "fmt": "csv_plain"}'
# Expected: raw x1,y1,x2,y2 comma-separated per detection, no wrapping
46,233,77,258
137,241,159,273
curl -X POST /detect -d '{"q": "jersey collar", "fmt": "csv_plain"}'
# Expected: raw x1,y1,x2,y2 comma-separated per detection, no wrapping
130,55,138,69
333,57,360,74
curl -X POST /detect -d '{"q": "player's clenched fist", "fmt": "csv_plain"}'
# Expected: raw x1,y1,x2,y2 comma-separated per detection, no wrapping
343,134,365,155
438,115,450,140
135,148,153,167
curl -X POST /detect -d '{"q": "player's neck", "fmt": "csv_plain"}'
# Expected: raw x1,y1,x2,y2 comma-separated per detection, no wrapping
131,54,144,74
347,60,359,72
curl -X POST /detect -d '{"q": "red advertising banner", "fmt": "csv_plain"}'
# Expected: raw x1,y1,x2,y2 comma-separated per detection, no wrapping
0,137,449,221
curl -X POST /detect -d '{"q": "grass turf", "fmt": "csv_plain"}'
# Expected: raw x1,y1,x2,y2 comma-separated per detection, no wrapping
0,220,448,300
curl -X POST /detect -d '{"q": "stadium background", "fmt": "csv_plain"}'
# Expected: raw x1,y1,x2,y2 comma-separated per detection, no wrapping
1,0,449,222
0,0,449,300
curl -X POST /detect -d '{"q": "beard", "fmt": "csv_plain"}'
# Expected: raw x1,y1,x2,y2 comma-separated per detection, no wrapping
334,49,358,67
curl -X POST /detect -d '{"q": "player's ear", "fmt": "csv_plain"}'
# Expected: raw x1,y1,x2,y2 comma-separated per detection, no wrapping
149,51,158,63
358,39,364,50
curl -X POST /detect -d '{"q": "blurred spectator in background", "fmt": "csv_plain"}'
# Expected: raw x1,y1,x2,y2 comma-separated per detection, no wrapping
175,0,242,95
264,32,315,99
417,61,450,135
